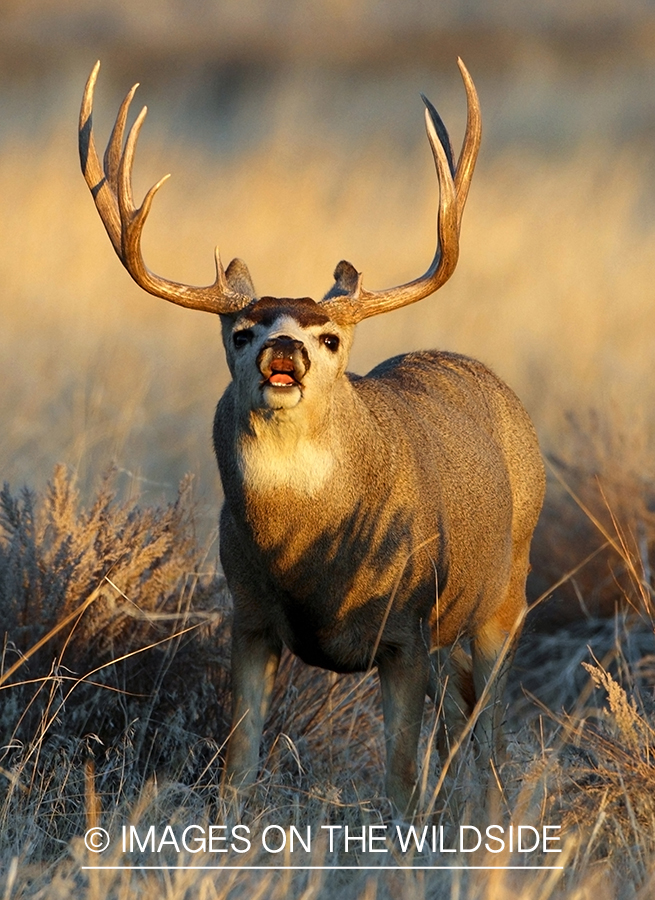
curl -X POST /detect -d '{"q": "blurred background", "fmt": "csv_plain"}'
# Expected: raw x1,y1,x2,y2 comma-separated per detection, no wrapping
0,0,654,549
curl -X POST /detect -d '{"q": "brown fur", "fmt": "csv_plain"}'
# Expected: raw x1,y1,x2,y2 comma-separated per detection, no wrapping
215,333,545,815
246,296,331,327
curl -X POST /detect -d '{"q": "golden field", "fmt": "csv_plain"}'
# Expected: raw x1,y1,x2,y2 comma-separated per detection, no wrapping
1,2,655,896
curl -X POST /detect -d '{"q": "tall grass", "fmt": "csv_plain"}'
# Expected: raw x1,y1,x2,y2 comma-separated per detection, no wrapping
0,468,654,898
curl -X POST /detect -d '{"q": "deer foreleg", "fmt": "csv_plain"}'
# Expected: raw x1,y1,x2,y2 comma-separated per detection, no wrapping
224,622,281,790
378,645,430,818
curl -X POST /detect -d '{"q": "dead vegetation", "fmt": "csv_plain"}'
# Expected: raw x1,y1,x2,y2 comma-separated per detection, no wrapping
0,462,653,898
530,411,655,627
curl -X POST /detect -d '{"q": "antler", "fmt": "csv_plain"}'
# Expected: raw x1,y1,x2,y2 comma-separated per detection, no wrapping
320,58,481,325
79,61,254,315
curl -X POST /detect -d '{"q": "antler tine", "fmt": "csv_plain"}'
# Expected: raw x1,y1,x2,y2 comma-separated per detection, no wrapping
419,92,455,176
79,62,253,316
80,61,122,256
320,59,481,326
453,57,482,221
104,82,139,200
420,60,480,227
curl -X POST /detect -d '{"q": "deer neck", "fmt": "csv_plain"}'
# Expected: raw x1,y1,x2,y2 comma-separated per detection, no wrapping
237,415,334,496
234,376,365,498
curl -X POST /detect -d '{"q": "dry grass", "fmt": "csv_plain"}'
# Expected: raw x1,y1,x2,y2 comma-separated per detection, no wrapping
0,469,654,898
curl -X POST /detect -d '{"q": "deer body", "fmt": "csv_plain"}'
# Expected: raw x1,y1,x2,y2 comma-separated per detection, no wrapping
215,319,543,810
79,61,545,816
216,347,532,664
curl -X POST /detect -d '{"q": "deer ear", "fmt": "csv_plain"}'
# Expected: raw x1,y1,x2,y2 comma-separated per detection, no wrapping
225,258,257,299
323,260,361,300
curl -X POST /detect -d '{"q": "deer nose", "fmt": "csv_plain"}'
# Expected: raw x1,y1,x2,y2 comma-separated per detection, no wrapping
257,335,310,381
262,335,304,357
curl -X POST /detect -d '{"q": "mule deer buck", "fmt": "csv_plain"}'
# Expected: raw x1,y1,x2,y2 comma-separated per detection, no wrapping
80,60,545,817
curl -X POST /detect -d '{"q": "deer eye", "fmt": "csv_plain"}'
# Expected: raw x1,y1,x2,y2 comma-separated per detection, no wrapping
321,334,340,353
233,329,254,349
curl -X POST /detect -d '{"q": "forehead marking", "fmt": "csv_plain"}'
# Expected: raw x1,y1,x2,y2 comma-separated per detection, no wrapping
243,297,331,328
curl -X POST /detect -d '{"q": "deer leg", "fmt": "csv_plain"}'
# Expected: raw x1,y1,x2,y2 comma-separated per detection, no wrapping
430,644,476,762
469,618,516,822
470,548,529,816
471,564,528,766
378,643,431,818
224,620,281,790
471,622,515,769
428,645,477,821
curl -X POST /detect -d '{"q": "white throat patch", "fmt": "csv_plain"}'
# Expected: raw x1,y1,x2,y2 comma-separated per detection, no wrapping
237,429,334,495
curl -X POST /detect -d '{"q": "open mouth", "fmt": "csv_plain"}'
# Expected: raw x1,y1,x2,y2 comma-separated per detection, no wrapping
257,339,308,393
265,371,300,388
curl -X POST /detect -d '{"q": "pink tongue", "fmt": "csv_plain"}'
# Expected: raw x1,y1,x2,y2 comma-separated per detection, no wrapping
269,373,295,386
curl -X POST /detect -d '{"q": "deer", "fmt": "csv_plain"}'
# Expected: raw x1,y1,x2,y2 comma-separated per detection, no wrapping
79,59,545,818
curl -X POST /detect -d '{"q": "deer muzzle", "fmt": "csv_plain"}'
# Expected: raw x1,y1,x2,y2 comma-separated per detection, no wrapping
257,336,309,388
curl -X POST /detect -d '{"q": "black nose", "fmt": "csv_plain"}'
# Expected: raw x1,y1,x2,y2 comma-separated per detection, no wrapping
262,335,304,358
